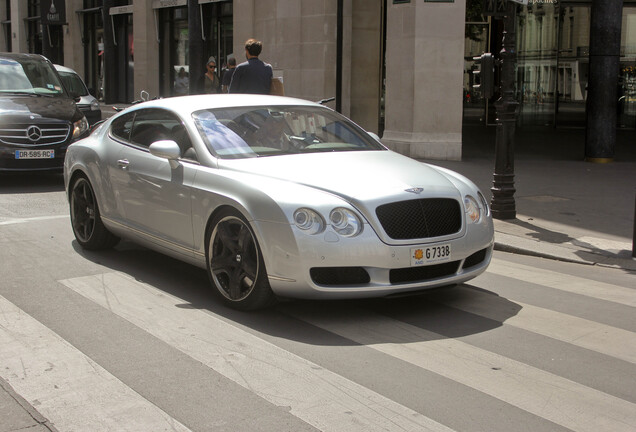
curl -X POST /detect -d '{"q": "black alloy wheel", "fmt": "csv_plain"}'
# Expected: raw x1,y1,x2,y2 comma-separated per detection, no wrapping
207,209,275,310
70,176,119,250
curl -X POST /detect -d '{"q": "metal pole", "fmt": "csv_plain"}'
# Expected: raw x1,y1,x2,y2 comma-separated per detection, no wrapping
336,0,343,113
490,1,518,220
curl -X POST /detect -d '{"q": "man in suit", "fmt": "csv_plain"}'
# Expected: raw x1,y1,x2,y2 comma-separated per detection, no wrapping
229,39,272,95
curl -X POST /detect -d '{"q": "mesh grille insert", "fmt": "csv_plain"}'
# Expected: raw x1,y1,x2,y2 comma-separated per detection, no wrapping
310,267,370,286
462,248,487,269
390,261,460,284
376,198,462,240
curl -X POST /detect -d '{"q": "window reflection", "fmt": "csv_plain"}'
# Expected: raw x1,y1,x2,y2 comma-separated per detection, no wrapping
464,2,636,129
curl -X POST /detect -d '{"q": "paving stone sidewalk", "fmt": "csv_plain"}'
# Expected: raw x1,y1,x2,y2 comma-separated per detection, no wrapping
430,125,636,271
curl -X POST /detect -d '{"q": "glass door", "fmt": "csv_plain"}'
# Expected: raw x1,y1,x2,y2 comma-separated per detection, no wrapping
158,6,189,97
82,8,104,100
617,6,636,128
516,3,559,127
553,4,590,128
201,1,233,73
464,19,491,125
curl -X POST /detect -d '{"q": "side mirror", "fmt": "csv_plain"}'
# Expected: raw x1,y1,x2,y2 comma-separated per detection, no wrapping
149,140,181,169
69,91,81,103
89,120,106,134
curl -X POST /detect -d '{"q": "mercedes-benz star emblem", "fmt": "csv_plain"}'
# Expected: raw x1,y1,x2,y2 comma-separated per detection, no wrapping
27,125,42,142
405,187,424,194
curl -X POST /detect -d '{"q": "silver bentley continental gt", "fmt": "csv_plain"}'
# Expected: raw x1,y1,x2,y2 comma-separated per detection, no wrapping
64,94,494,310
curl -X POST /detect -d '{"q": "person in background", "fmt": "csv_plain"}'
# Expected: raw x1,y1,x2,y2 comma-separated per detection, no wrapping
221,57,237,93
201,56,220,94
174,67,189,96
229,39,272,95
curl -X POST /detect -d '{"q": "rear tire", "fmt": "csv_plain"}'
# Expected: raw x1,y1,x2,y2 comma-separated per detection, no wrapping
70,176,119,250
206,208,276,310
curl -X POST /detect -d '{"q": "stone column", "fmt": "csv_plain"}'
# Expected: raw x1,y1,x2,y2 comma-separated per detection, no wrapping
350,0,382,133
232,0,254,60
382,0,466,161
63,0,85,72
133,2,159,99
10,0,29,53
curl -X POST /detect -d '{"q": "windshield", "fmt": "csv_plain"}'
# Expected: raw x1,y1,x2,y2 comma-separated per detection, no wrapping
58,71,89,97
0,57,66,96
193,105,385,159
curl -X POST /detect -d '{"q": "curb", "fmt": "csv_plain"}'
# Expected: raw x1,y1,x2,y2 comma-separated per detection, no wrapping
494,232,636,271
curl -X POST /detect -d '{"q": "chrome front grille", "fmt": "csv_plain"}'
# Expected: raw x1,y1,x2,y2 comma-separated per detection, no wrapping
376,198,462,240
0,123,71,146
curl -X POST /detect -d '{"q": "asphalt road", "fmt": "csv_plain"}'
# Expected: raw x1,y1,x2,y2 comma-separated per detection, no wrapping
1,173,635,432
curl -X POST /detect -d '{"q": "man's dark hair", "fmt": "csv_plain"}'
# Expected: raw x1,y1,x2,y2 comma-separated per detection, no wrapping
228,57,236,67
245,39,263,57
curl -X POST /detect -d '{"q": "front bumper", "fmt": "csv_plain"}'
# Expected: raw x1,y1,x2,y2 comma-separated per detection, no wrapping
0,143,69,171
254,219,494,300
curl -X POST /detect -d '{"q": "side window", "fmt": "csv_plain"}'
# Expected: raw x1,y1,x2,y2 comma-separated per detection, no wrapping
110,112,135,142
130,109,193,158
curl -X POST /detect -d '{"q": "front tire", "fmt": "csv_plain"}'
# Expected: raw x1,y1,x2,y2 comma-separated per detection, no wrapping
207,208,275,310
70,176,119,250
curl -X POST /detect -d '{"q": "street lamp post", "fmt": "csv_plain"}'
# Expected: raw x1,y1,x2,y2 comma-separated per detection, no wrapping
490,1,518,220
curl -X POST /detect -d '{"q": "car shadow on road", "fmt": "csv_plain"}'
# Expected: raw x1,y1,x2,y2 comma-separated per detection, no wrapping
0,172,64,193
73,240,522,346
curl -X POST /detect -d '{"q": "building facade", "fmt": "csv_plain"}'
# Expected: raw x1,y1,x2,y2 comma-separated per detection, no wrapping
0,0,632,160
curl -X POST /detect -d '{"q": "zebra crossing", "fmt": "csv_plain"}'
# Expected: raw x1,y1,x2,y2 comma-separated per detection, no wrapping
1,254,634,432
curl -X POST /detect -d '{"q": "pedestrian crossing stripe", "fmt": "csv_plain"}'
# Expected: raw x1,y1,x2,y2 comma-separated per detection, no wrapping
1,256,634,432
435,285,636,364
59,270,636,432
0,214,68,226
60,272,453,432
487,259,636,307
0,293,192,432
287,307,636,432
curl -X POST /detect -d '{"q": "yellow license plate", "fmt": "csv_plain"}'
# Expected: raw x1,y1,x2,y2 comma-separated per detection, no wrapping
411,244,451,266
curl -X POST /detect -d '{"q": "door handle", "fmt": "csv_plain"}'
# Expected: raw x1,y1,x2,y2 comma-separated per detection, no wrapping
117,159,130,169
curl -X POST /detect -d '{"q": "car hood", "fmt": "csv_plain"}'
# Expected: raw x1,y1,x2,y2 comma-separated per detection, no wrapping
219,150,463,203
0,94,81,122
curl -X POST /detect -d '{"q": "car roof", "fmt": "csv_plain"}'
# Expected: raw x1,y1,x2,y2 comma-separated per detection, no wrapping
0,52,49,62
130,94,325,112
53,64,78,74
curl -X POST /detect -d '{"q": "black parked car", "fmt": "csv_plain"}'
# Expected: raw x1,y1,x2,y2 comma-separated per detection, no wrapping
0,53,89,172
54,64,102,126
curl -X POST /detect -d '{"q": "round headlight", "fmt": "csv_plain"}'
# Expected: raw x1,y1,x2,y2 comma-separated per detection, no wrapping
329,207,362,237
293,208,325,235
464,195,481,223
